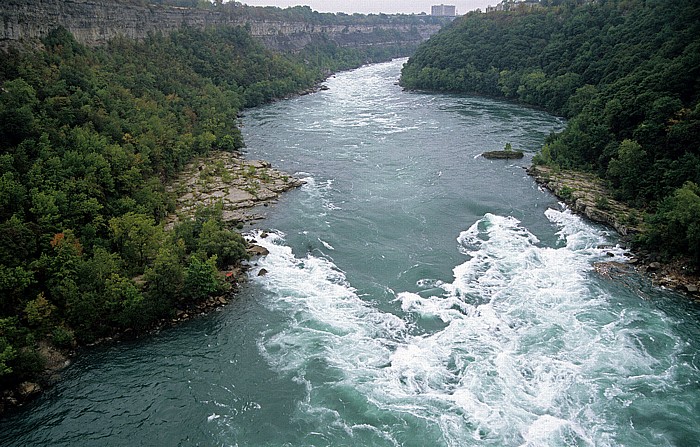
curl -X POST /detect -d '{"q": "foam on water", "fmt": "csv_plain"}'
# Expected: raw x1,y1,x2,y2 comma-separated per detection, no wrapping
247,209,693,446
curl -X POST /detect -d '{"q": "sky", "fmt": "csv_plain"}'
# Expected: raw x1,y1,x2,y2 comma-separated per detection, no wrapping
239,1,494,15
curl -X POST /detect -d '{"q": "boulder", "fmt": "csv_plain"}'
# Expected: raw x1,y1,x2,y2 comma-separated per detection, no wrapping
18,382,41,398
247,244,270,257
648,262,662,271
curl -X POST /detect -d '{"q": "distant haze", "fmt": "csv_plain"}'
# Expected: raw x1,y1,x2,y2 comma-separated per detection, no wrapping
240,1,492,15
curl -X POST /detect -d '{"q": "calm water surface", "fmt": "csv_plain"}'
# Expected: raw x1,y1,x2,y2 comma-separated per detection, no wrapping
1,59,699,447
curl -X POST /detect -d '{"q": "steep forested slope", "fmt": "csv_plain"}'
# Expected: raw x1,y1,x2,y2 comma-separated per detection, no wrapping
401,0,700,264
0,19,414,391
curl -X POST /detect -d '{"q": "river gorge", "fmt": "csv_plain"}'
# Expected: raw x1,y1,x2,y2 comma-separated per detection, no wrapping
1,59,699,447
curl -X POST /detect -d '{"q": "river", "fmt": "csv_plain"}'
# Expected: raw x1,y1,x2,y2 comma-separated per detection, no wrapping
1,59,699,446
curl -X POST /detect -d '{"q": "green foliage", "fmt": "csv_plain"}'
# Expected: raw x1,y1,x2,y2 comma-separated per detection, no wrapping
642,182,700,262
0,78,39,147
50,326,75,349
143,245,186,317
0,318,19,378
559,186,575,202
0,340,16,378
104,273,146,329
402,0,700,263
606,139,647,203
183,254,223,301
197,220,248,268
109,212,164,272
0,265,34,314
595,195,611,211
0,10,420,388
24,293,57,335
0,317,43,383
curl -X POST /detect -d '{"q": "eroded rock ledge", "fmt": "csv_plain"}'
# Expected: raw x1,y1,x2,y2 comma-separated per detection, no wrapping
528,165,700,297
0,0,444,52
165,150,304,228
527,165,642,236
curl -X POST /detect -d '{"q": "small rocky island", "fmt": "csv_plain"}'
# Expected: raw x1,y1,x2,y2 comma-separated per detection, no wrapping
481,150,525,159
482,143,524,159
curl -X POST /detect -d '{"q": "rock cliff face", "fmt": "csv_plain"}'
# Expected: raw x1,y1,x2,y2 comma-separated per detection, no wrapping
0,0,442,51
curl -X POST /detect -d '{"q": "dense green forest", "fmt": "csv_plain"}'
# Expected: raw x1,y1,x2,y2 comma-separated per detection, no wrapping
0,17,415,390
401,0,700,263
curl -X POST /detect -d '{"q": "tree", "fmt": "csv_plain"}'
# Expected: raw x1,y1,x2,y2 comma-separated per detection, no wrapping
0,318,19,378
196,219,248,267
24,293,57,336
104,274,146,329
0,173,27,220
183,254,223,301
144,244,186,316
0,78,38,147
0,265,34,314
644,182,700,263
110,212,164,272
606,139,648,202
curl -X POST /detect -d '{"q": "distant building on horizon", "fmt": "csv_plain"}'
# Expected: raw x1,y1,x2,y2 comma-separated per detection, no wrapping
431,4,456,17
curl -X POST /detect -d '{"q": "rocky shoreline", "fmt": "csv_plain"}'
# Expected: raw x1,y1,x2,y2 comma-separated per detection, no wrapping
148,150,301,330
165,150,305,228
527,165,700,298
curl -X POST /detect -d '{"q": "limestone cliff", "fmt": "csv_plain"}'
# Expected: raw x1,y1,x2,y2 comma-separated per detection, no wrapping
0,0,443,51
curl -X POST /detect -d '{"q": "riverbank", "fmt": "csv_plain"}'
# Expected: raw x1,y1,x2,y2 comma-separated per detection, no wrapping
161,149,303,320
527,165,700,298
0,150,301,415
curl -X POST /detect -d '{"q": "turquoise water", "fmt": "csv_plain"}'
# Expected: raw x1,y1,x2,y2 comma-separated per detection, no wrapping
1,59,699,446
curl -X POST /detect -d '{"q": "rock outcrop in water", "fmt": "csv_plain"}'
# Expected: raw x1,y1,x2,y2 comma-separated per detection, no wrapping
527,165,641,237
481,150,525,159
0,0,443,51
164,150,304,228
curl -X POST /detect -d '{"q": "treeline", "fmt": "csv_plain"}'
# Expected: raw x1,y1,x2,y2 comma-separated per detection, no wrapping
150,1,447,25
0,23,411,389
401,0,700,263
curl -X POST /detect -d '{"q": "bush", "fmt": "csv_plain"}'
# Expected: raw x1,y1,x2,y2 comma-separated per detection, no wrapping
559,186,575,202
51,326,75,349
183,254,223,301
197,220,248,267
144,245,186,316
